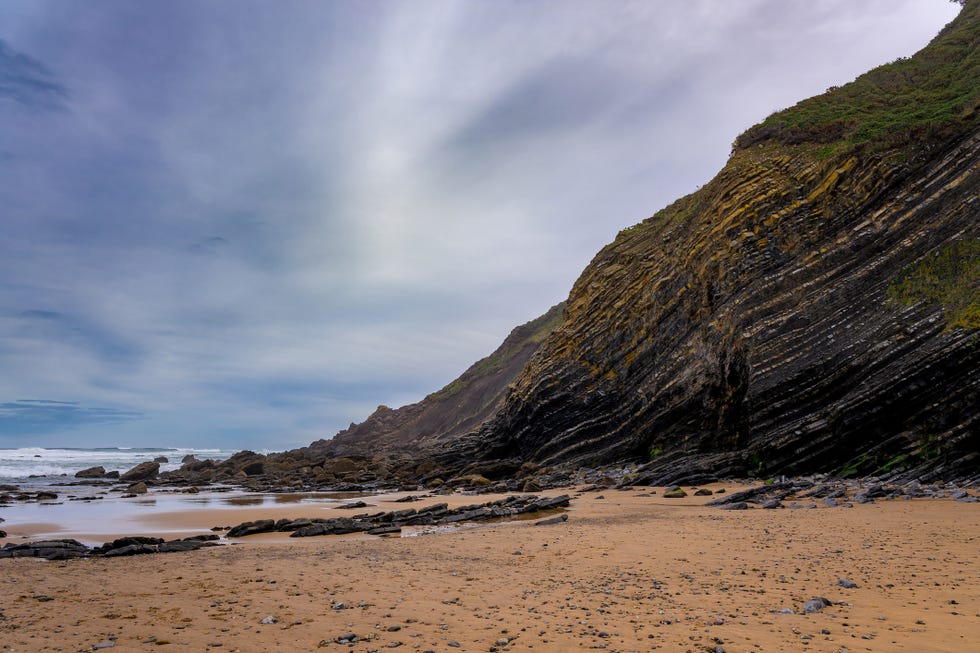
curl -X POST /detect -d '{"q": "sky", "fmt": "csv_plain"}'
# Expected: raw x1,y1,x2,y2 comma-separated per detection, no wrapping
0,0,960,451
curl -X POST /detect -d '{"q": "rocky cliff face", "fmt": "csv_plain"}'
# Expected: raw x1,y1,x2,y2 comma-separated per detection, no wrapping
451,2,980,484
273,2,979,487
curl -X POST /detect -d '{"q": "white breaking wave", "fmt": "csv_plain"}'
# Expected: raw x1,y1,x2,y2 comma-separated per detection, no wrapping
0,446,235,480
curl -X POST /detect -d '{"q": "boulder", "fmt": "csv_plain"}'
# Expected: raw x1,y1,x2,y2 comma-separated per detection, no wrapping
662,486,687,498
75,466,107,479
128,482,148,495
242,461,265,476
120,461,160,482
153,456,169,463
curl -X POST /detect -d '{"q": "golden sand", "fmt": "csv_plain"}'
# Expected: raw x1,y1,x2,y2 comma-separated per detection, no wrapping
1,487,977,652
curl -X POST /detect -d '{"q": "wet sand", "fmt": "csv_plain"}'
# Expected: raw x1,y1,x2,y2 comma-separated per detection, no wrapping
1,487,977,652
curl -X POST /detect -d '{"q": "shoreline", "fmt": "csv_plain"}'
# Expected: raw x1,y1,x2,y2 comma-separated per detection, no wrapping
0,485,976,652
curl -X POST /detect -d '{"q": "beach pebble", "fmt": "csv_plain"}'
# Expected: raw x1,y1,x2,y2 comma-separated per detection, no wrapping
92,641,115,649
259,615,277,624
803,597,832,613
837,578,859,589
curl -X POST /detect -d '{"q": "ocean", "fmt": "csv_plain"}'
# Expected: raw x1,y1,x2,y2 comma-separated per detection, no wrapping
0,446,356,546
0,446,238,488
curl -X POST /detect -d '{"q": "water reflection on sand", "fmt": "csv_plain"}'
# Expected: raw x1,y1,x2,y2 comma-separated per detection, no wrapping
0,488,372,544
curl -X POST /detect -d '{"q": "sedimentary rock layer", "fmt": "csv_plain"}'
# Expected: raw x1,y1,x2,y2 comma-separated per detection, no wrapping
463,3,980,482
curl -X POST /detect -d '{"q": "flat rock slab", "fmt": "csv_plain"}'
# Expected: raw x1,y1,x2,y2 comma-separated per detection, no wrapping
223,494,573,539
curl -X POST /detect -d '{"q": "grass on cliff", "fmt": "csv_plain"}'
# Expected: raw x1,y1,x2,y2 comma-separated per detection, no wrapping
736,0,980,154
888,239,980,329
426,303,566,402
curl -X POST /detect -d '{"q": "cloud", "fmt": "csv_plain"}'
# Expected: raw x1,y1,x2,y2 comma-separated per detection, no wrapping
0,38,68,109
0,0,961,450
187,236,230,256
0,399,142,437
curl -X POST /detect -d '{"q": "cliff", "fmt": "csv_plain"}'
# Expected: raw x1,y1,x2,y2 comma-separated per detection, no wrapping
446,1,980,484
270,2,979,488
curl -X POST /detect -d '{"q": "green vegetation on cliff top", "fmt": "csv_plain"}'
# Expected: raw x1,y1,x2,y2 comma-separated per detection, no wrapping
618,3,979,328
737,0,979,153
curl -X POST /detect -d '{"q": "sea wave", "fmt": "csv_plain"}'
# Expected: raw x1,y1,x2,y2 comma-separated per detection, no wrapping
0,446,234,480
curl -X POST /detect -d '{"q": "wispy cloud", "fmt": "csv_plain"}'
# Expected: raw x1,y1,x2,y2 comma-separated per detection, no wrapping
0,38,68,109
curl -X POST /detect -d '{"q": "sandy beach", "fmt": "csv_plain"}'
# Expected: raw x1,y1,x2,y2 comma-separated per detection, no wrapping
1,486,977,652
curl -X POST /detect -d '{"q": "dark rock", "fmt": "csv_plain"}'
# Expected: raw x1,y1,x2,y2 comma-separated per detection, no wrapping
35,491,58,501
241,461,264,476
694,488,714,496
103,544,158,557
837,578,859,589
803,597,832,614
120,461,160,482
760,499,782,509
226,519,276,538
535,514,568,526
0,539,90,560
153,456,169,463
394,494,424,503
128,482,148,495
719,501,749,510
336,500,368,510
75,466,107,479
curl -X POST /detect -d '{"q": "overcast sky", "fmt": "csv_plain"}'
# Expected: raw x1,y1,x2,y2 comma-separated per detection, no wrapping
0,1,959,450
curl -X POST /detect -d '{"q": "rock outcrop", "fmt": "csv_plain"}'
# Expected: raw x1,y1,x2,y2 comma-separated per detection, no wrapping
120,461,160,482
463,2,980,483
192,3,979,489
